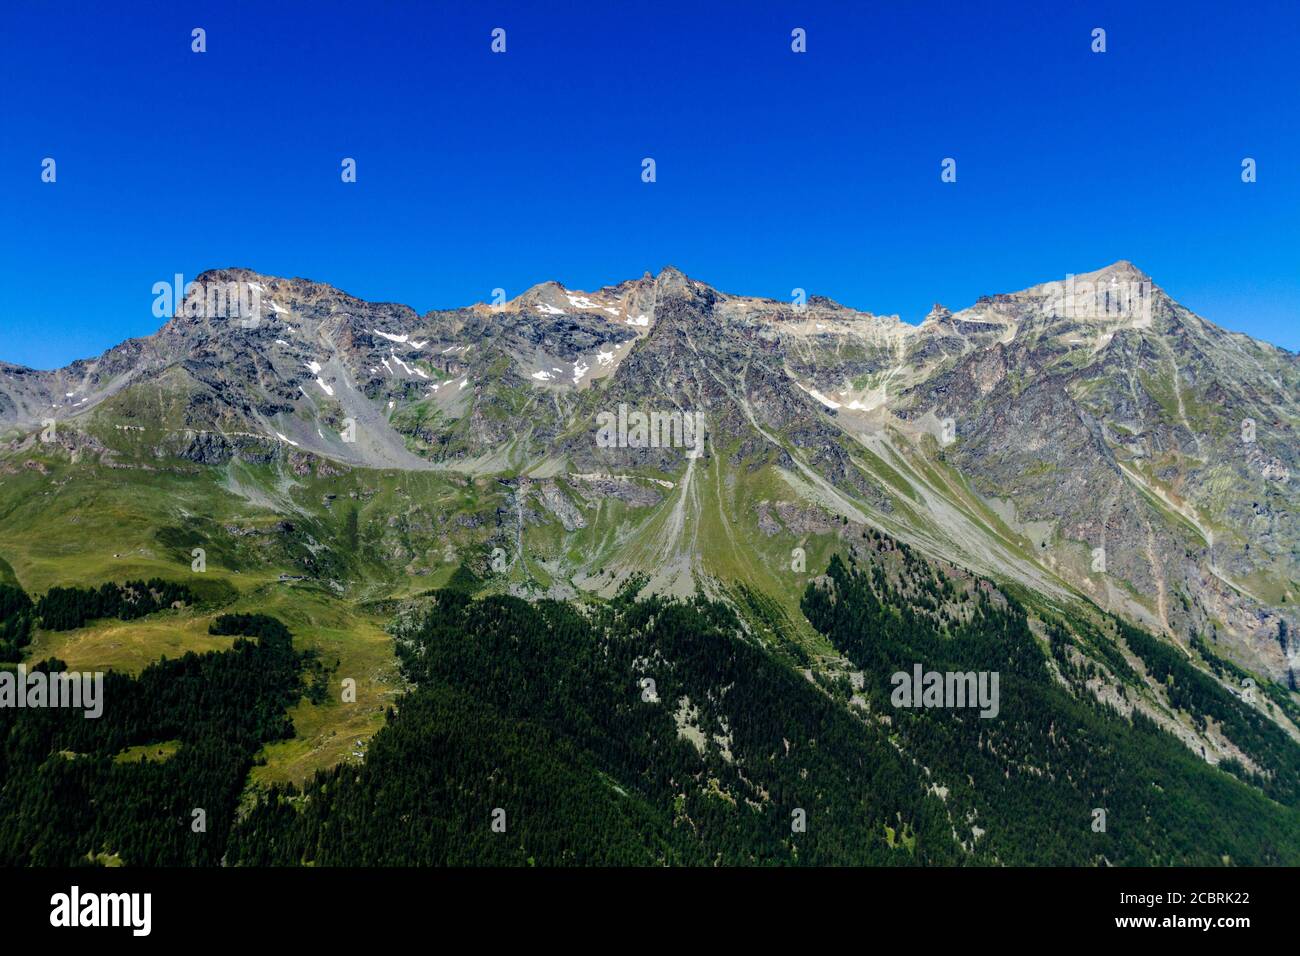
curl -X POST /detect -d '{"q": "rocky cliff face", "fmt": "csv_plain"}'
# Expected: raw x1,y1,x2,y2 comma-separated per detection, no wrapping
2,261,1295,684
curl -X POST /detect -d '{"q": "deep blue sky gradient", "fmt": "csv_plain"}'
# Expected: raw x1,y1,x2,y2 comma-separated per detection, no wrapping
1,0,1297,368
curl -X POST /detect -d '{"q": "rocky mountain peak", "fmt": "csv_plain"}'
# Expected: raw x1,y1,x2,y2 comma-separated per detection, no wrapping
922,303,953,324
511,279,568,307
1090,259,1152,283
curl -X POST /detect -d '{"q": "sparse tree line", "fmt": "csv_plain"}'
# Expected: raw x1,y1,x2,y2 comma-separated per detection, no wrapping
1119,618,1300,803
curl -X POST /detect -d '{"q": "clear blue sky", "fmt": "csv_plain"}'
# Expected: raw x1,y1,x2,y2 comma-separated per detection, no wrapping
1,0,1296,369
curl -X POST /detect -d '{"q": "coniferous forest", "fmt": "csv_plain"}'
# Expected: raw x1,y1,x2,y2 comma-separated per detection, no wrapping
0,584,34,664
0,604,321,866
35,579,198,632
1,551,1298,867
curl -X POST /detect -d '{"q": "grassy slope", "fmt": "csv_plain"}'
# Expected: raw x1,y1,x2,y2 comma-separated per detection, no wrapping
3,401,1295,802
0,453,412,786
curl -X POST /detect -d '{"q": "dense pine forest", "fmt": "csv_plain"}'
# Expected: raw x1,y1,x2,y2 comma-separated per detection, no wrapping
0,584,34,664
2,549,1299,866
800,550,1300,864
0,603,323,866
229,586,956,865
35,579,198,631
227,553,1300,865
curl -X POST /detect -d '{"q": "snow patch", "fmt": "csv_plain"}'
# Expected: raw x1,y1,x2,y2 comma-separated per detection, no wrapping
798,382,842,409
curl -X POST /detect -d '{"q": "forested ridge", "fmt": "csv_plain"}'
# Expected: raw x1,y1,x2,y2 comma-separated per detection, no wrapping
801,551,1300,864
227,557,1300,865
229,588,955,865
2,543,1299,867
1118,617,1300,803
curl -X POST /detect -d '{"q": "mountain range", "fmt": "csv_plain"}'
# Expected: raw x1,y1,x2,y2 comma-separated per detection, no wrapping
3,261,1294,660
1,260,1297,807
